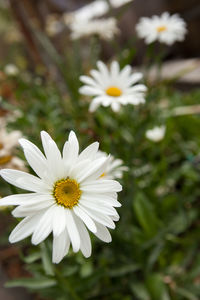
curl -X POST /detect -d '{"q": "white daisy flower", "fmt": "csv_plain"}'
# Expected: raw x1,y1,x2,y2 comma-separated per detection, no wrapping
97,151,128,180
145,126,166,142
63,1,109,25
79,61,147,112
136,12,187,45
0,131,122,263
69,18,119,40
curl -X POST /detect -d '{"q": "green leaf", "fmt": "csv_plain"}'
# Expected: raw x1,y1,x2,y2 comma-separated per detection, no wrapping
5,278,57,289
176,287,198,300
133,192,160,237
146,273,170,300
131,283,150,300
23,251,41,264
108,264,141,277
40,242,54,276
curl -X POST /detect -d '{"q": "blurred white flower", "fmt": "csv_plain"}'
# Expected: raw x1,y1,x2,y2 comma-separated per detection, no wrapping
145,126,166,142
136,12,187,45
69,18,119,40
0,123,26,170
97,151,128,179
0,131,122,263
79,60,147,112
4,64,19,76
63,1,109,24
110,0,133,8
63,0,133,25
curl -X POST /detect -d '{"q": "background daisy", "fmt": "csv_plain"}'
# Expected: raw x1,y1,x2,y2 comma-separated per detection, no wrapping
136,12,187,45
79,61,147,112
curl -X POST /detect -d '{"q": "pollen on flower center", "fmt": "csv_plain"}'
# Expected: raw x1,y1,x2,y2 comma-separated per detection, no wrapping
106,86,122,97
100,172,106,178
0,155,12,165
157,25,167,33
53,178,81,209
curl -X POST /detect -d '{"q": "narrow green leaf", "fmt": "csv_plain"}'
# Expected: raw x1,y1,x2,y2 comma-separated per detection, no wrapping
5,278,57,289
133,193,160,237
23,251,41,264
176,287,198,300
40,242,54,276
146,273,170,300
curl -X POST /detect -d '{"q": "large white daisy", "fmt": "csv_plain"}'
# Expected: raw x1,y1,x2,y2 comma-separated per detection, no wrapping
0,131,122,263
79,61,147,112
136,12,187,45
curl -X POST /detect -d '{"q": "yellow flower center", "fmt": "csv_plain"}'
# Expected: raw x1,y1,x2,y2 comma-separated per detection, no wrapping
157,25,167,33
100,172,106,178
106,86,122,97
53,178,81,209
0,155,12,165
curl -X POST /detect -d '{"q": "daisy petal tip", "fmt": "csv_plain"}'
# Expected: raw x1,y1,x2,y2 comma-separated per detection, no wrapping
52,257,62,264
18,138,25,145
83,252,91,258
40,130,50,140
69,130,76,139
106,236,112,243
8,235,15,244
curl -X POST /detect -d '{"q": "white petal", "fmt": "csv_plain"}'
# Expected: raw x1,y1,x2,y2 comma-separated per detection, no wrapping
126,73,143,86
94,221,112,243
0,193,39,206
69,159,91,179
119,65,132,79
74,214,91,258
52,228,70,264
31,205,55,245
9,213,43,243
40,131,63,179
79,75,99,87
0,169,50,192
73,205,97,233
97,61,109,81
79,86,103,96
77,157,108,183
81,179,122,193
82,192,121,207
78,142,99,161
80,197,116,215
111,102,121,112
90,69,106,86
65,209,80,252
63,131,79,167
89,97,104,112
12,200,54,217
110,61,120,78
18,138,48,179
52,205,66,236
111,214,120,221
78,204,115,229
